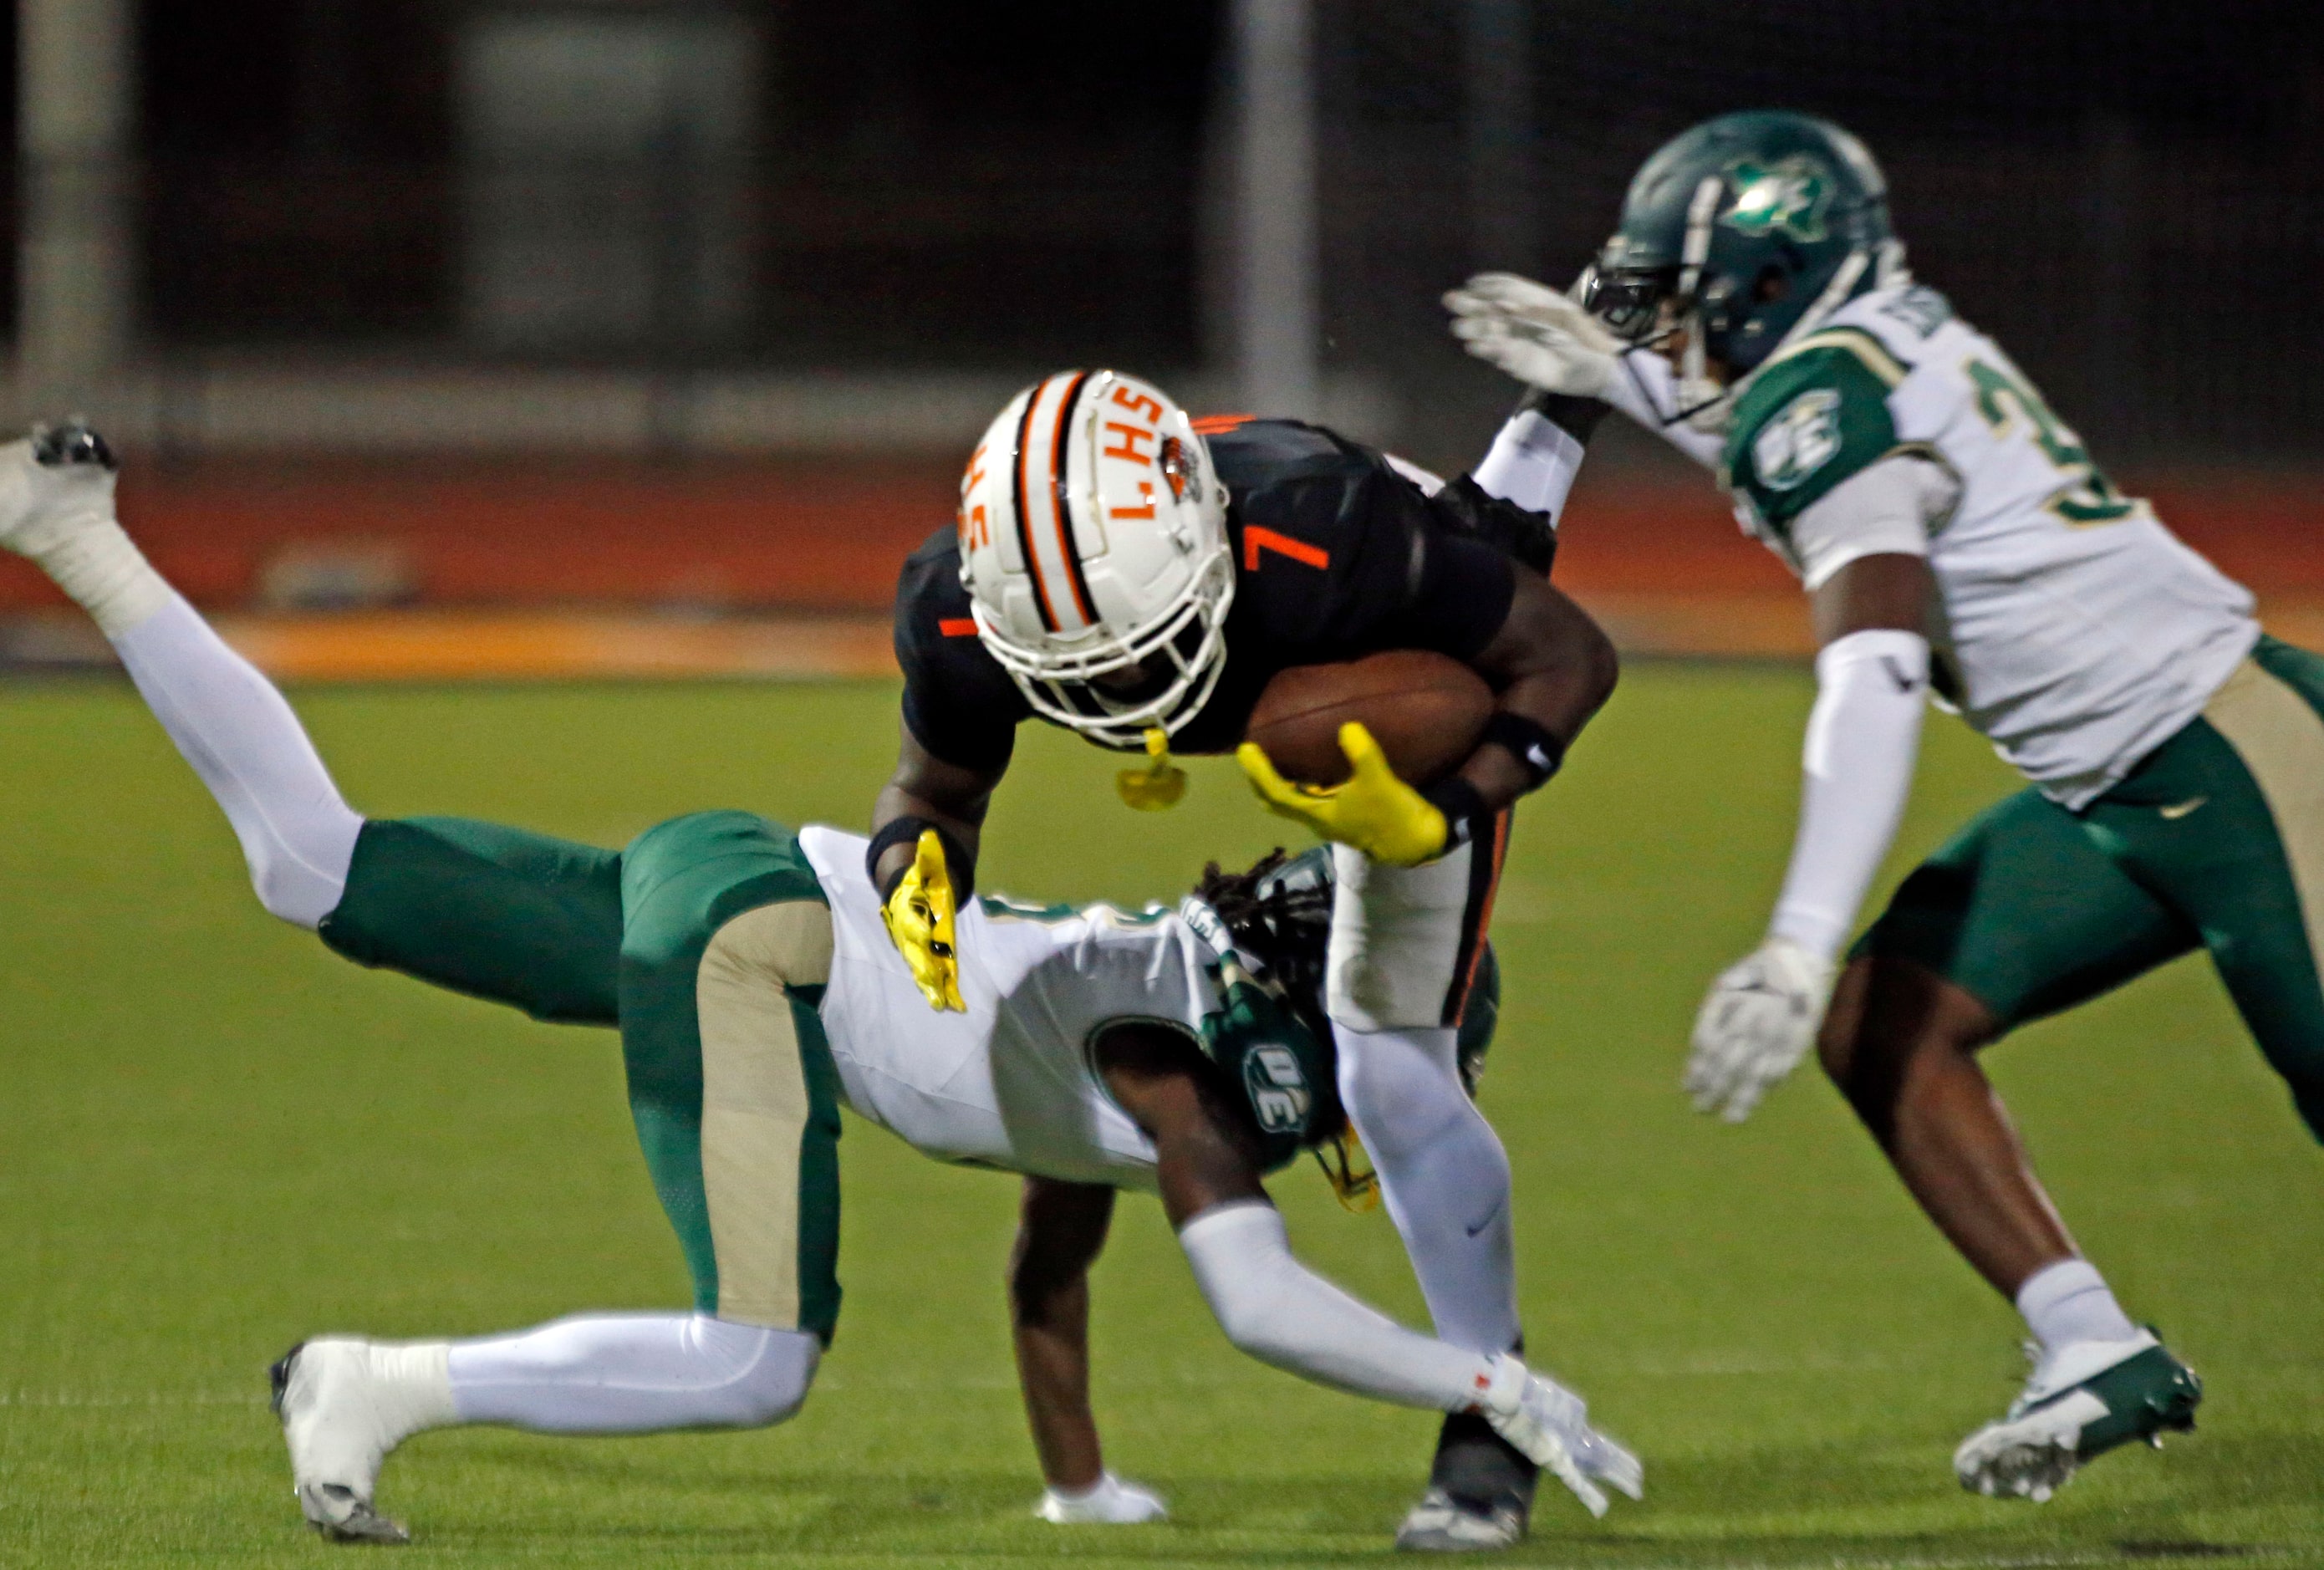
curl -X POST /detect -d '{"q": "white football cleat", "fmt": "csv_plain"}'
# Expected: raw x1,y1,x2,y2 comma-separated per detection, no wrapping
1954,1331,2201,1503
0,424,118,557
1475,1357,1643,1519
1034,1471,1168,1524
271,1338,434,1544
1394,1486,1527,1552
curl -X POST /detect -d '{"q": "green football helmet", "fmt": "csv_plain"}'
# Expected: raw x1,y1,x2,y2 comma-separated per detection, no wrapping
1584,110,1905,413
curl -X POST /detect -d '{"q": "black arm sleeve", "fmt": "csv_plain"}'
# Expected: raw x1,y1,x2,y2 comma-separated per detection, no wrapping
1524,389,1611,444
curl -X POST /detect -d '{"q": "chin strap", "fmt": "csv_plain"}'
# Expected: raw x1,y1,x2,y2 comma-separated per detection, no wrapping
1314,1129,1382,1213
1673,176,1726,426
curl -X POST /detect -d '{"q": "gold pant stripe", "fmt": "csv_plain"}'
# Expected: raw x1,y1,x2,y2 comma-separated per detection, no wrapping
2204,660,2324,986
694,900,834,1330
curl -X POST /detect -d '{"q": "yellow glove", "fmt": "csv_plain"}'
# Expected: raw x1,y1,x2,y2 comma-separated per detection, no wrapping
1236,721,1450,867
879,828,966,1012
1115,727,1187,811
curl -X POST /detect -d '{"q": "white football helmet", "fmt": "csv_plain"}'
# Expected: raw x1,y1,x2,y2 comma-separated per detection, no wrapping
956,370,1234,747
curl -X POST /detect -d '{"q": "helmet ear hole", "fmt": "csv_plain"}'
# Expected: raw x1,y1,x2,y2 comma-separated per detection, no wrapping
1752,266,1791,305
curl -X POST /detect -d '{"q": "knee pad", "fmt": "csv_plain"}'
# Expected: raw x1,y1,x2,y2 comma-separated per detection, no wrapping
701,1323,820,1429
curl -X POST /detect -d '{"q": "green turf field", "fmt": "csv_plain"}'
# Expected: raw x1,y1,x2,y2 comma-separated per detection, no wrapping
0,665,2316,1568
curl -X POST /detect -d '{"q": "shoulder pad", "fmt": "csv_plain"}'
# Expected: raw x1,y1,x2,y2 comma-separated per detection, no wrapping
1723,328,1909,529
1204,417,1349,485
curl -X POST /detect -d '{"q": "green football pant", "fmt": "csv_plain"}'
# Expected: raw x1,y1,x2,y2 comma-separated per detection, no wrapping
1863,636,2324,1140
319,809,845,1342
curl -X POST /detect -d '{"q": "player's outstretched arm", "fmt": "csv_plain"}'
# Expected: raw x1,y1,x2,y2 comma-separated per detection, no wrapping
869,729,1006,1010
1688,547,1934,1120
1453,569,1620,817
872,728,1000,883
1007,1179,1169,1524
1444,271,1724,469
1092,1025,1641,1517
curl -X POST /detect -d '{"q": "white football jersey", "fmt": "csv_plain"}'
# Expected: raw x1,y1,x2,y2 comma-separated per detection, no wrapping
797,827,1224,1188
1720,284,2259,808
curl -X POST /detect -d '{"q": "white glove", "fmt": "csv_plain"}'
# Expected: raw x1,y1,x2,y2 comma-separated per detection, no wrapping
1475,1355,1644,1519
1444,273,1623,400
1034,1471,1168,1524
1685,936,1837,1122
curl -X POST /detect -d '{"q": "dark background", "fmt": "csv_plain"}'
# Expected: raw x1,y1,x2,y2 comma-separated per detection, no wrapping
18,0,2324,463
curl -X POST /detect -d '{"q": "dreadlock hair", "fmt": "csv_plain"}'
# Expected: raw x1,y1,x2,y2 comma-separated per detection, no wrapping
1193,848,1335,1031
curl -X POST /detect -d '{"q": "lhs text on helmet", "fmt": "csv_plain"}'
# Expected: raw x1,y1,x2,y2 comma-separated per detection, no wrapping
955,371,1236,746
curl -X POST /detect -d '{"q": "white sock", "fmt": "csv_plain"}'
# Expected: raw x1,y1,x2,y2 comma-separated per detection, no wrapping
285,1338,459,1495
364,1340,459,1445
108,594,364,927
1178,1201,1496,1411
8,497,169,631
2016,1259,2138,1354
446,1313,819,1434
1333,1022,1521,1353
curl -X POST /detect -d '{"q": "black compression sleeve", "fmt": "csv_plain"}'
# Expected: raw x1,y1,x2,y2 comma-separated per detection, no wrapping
1519,387,1612,443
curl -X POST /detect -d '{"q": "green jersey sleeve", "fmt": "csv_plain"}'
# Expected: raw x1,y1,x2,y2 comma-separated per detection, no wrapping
1722,328,1910,535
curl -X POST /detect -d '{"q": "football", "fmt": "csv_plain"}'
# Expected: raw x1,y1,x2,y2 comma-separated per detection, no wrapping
1245,650,1494,787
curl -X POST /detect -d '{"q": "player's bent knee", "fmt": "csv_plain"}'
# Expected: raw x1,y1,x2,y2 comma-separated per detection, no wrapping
1824,956,2000,1132
712,1364,813,1429
1323,844,1478,1032
696,1323,821,1429
246,838,354,930
1817,958,1875,1087
2275,1053,2324,1144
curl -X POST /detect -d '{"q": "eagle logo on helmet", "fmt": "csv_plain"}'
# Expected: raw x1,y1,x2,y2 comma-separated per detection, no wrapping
1722,155,1833,244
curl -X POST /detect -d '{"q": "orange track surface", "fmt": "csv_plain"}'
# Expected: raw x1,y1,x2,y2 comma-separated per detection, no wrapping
0,459,959,614
1,461,2315,676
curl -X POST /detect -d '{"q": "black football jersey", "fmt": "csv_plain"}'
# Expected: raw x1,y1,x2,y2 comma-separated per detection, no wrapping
895,418,1548,772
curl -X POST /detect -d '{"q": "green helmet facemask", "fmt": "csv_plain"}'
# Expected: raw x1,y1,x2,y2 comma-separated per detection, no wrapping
1582,110,1907,428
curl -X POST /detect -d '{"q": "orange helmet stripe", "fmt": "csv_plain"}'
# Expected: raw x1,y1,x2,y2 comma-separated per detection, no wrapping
1009,383,1064,634
1045,370,1100,630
